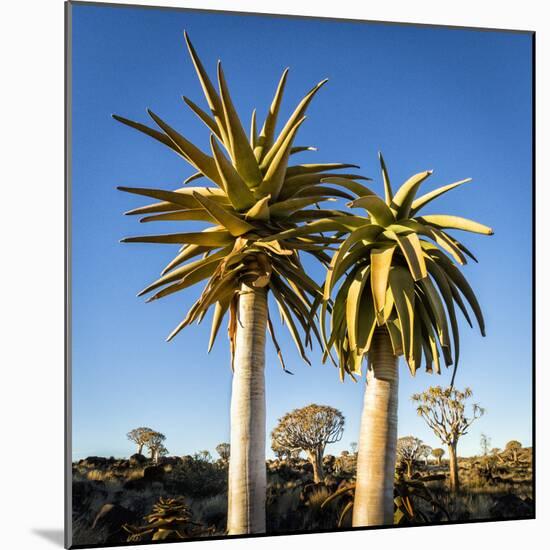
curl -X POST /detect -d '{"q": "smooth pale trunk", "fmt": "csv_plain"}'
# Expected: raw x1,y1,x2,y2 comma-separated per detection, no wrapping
352,328,399,527
448,442,459,493
227,285,267,535
137,444,143,455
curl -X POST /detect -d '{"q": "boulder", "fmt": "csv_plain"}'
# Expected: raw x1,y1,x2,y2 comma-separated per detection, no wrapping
92,503,139,543
143,465,165,482
129,453,147,466
490,494,534,519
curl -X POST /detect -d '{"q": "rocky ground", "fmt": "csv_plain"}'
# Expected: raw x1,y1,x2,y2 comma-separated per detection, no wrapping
71,450,533,546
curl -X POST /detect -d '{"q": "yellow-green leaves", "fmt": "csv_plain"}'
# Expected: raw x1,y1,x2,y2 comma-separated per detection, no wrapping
393,232,427,281
116,31,362,368
390,170,433,219
192,192,254,237
346,266,370,353
245,196,271,221
255,68,289,161
209,135,255,210
379,152,393,205
411,178,471,216
370,245,396,317
120,230,233,246
257,117,306,199
260,79,328,171
147,109,222,186
348,195,395,226
217,62,263,187
388,266,415,365
322,156,492,383
418,215,494,235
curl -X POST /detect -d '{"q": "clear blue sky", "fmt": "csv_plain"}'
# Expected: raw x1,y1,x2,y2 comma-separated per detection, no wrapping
70,3,532,460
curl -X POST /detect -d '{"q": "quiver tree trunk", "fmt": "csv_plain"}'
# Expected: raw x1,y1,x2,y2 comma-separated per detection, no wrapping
352,328,399,527
137,444,143,455
448,442,459,493
308,448,325,483
227,285,267,535
405,460,413,478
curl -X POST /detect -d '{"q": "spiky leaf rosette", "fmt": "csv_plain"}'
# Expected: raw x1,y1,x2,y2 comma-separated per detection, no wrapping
114,33,367,369
320,153,493,383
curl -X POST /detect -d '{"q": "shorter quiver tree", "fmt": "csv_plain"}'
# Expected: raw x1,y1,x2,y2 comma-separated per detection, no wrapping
412,386,484,492
127,427,155,455
419,444,432,466
216,443,230,463
271,404,344,482
431,448,445,465
505,440,522,463
396,436,423,477
145,431,167,464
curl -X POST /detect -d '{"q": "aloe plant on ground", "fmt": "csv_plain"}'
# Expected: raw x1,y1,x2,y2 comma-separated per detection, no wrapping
114,32,365,535
321,153,493,526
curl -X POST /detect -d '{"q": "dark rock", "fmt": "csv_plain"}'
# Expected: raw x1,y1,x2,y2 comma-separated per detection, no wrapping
129,453,147,466
490,494,534,519
143,465,165,482
82,456,108,468
122,478,148,492
92,503,139,543
158,456,178,466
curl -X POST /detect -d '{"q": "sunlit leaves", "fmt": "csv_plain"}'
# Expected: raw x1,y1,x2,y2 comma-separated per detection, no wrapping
323,155,492,381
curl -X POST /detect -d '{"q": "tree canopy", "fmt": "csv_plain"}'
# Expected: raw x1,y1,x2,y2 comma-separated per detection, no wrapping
412,386,485,446
271,404,344,455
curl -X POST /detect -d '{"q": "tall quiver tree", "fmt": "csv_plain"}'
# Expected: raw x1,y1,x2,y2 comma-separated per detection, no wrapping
271,404,344,482
114,33,363,535
127,427,154,455
322,154,493,526
412,386,484,492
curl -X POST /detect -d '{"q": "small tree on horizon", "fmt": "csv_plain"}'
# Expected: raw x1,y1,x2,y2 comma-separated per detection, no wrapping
350,441,358,454
431,447,445,465
396,436,423,478
271,404,344,482
480,433,491,456
216,443,231,463
412,386,484,492
127,427,155,455
145,431,167,464
419,444,432,466
505,440,522,463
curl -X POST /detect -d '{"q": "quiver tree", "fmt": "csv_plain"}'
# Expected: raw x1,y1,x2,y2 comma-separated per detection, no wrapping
127,427,155,455
271,404,344,482
216,443,230,463
431,448,444,465
419,444,432,466
114,32,362,535
412,386,484,492
145,431,167,464
480,433,491,456
505,440,522,463
321,153,492,526
396,436,423,477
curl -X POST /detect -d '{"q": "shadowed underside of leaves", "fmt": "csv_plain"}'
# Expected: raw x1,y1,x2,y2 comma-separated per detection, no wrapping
321,152,493,384
114,31,366,370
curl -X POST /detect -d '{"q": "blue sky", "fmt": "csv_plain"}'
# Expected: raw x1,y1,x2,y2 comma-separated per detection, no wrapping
70,3,533,460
